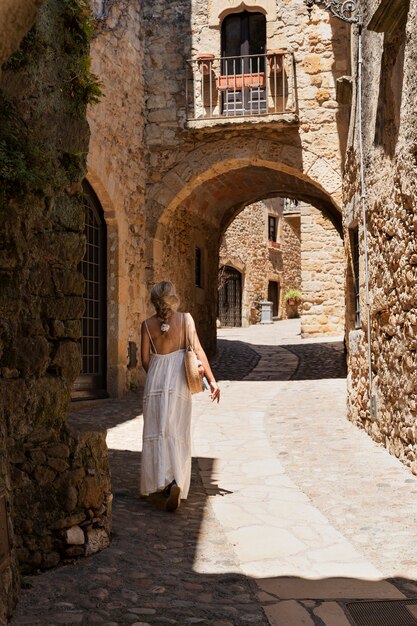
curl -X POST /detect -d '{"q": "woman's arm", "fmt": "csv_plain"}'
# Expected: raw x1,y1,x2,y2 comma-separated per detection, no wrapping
141,321,151,373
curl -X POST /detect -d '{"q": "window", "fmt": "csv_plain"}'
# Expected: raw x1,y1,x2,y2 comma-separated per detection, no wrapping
370,0,409,157
268,216,277,241
352,228,361,328
195,247,202,288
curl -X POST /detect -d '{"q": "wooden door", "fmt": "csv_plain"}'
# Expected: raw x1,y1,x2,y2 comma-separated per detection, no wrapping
268,281,280,318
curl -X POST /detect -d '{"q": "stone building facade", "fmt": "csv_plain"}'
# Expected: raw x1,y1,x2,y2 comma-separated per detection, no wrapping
344,0,417,470
219,198,301,326
83,0,350,399
219,197,344,334
145,0,350,355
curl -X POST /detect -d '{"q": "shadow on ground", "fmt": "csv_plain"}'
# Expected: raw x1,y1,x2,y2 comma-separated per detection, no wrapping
11,445,417,625
14,334,409,625
212,339,346,382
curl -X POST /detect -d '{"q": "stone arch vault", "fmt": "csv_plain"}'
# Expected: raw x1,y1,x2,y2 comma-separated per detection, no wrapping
147,138,343,352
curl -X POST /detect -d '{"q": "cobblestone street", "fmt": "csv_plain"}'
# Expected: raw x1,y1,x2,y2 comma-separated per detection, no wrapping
11,320,417,626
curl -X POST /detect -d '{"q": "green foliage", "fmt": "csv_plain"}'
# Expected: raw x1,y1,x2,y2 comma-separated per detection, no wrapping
67,56,103,107
285,288,302,303
63,0,96,45
63,0,104,112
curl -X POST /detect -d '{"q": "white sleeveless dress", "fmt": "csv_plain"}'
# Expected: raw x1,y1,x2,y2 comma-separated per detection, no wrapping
140,314,192,498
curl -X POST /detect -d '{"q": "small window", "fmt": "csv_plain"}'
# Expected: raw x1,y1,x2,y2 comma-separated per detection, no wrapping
268,216,277,241
352,228,361,328
195,247,202,288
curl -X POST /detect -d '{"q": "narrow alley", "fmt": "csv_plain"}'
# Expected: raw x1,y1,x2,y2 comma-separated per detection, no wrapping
11,320,417,626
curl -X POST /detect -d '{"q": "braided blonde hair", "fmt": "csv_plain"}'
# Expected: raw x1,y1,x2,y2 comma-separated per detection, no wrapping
150,281,179,331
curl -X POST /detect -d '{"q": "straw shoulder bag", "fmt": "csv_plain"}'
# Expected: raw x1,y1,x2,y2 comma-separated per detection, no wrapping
184,313,204,395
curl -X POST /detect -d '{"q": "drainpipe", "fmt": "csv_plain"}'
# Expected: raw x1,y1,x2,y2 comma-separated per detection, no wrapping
357,26,376,418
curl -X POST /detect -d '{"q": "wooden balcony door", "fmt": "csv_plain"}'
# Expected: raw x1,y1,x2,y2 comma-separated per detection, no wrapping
221,11,267,115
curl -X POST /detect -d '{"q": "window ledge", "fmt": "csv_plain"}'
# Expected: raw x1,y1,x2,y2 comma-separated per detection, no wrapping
186,112,299,133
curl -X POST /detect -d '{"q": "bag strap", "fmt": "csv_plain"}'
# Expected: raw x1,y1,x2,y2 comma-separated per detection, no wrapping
185,312,196,351
144,319,158,354
179,313,183,350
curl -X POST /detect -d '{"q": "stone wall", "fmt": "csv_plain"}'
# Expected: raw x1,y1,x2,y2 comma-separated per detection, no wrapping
0,2,46,619
219,198,300,325
219,198,344,334
87,0,146,395
344,0,417,470
301,202,345,337
281,212,302,320
0,1,112,618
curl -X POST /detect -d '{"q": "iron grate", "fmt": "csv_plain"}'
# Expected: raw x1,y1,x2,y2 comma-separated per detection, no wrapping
345,599,417,626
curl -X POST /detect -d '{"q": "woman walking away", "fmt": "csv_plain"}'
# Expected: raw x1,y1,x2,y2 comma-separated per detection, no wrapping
140,281,220,512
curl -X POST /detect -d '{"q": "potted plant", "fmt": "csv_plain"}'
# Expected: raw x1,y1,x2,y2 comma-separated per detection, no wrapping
197,54,215,75
216,71,265,91
285,288,302,306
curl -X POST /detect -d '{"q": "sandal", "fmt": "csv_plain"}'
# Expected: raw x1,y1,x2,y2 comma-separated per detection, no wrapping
165,484,181,512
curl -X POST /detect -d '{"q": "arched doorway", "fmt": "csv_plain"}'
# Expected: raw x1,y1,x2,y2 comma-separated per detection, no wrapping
73,180,107,399
218,266,242,327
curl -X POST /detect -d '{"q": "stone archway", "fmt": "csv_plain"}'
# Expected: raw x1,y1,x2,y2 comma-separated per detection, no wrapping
147,139,343,353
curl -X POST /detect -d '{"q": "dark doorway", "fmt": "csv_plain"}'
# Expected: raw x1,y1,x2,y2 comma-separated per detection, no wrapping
73,181,108,400
268,281,280,318
221,11,267,115
218,266,242,327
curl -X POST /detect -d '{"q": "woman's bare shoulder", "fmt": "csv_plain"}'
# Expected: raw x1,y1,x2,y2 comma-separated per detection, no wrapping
142,315,158,328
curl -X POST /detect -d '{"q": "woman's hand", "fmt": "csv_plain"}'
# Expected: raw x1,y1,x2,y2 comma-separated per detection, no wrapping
209,381,220,403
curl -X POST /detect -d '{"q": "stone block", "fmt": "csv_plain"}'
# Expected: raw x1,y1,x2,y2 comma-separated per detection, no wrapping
47,457,70,473
15,336,50,377
47,444,70,459
52,512,86,530
313,602,352,626
65,525,85,546
263,600,315,625
42,296,85,320
33,466,56,486
64,486,78,513
78,476,105,510
85,528,110,556
51,341,82,380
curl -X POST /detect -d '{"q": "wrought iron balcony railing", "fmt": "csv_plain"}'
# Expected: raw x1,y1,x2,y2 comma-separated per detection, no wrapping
186,51,296,122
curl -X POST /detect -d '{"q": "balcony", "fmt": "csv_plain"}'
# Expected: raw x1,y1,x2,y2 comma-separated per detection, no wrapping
185,51,298,131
